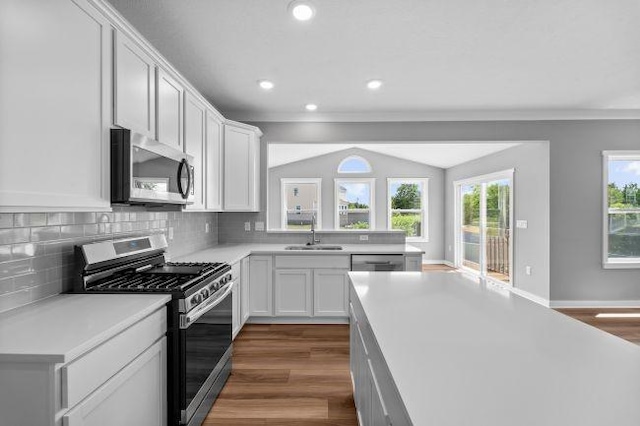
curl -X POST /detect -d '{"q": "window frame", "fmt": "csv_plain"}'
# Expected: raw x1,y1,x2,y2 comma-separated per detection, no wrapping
334,178,376,231
387,178,429,242
280,178,322,231
602,151,640,269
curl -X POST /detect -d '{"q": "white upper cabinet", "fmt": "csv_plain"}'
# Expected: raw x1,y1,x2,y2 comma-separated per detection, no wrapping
114,31,156,138
156,68,184,149
0,0,110,212
184,92,206,211
223,123,261,211
205,110,224,211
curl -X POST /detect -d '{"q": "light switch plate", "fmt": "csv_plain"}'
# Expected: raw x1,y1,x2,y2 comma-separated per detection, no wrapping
359,235,369,241
168,227,174,240
205,223,210,233
516,220,528,229
525,266,532,275
244,222,251,231
255,221,265,231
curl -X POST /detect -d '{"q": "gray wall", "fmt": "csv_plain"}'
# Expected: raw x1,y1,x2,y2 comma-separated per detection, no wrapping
0,207,218,313
267,147,445,260
444,143,550,300
247,120,640,303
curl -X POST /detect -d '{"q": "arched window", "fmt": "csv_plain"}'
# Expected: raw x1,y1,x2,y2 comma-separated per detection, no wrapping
337,155,372,173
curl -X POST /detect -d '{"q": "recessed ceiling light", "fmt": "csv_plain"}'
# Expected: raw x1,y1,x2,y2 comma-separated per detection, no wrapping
305,103,318,111
289,1,315,21
595,313,640,318
258,80,274,90
367,79,383,90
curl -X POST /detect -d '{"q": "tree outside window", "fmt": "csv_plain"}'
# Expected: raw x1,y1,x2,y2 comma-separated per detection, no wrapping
388,179,428,240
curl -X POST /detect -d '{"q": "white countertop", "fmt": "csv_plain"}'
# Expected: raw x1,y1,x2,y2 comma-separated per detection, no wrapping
174,243,423,265
349,271,640,426
0,294,170,363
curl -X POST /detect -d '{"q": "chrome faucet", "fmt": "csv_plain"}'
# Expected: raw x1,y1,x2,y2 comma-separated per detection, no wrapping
309,213,321,245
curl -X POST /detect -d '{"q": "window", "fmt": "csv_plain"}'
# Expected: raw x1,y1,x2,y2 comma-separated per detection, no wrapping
337,155,372,173
335,178,375,230
455,170,513,285
281,178,321,230
603,151,640,268
388,178,428,241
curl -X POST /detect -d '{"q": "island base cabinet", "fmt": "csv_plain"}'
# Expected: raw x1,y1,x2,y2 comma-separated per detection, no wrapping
62,338,166,426
350,290,412,426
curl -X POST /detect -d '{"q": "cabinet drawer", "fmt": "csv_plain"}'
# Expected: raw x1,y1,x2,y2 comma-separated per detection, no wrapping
275,255,349,269
62,308,166,409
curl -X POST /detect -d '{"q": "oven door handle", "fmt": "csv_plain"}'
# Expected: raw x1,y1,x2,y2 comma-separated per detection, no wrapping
180,282,234,329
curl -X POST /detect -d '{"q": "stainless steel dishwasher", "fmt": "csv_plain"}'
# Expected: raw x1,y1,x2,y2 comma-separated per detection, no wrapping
351,254,405,271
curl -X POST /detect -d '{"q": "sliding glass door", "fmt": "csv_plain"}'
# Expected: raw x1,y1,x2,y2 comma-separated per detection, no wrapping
456,171,513,285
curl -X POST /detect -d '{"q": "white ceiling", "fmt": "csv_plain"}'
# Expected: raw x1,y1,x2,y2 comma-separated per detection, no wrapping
107,0,640,122
268,143,521,169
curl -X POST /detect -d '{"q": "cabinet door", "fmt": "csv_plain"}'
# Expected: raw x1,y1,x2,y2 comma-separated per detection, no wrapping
156,68,184,149
205,110,224,211
62,338,166,426
249,256,273,316
313,269,349,317
354,323,371,426
114,31,156,138
184,92,206,211
405,255,422,271
368,359,391,426
0,0,111,211
223,125,259,211
241,257,251,325
232,280,241,340
274,269,312,317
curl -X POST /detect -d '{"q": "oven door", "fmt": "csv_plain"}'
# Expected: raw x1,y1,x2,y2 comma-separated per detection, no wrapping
179,283,233,425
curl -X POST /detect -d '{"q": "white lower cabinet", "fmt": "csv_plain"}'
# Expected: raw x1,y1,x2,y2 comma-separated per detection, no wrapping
249,255,273,316
313,269,349,316
274,269,313,316
350,292,412,426
405,254,422,271
62,338,166,426
240,257,251,325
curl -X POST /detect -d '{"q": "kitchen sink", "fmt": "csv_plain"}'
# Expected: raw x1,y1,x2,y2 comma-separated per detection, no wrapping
284,245,343,251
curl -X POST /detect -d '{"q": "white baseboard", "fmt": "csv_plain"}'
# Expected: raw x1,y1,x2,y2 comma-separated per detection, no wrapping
508,286,550,307
422,259,447,265
247,317,349,324
443,260,455,268
549,300,640,308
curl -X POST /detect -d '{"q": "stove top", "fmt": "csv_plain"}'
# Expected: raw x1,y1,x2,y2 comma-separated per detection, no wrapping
87,261,230,293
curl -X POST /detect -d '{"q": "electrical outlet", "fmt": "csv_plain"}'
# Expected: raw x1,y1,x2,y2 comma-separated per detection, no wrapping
448,245,452,252
516,220,528,229
244,222,251,232
168,227,174,240
525,266,532,275
359,235,369,241
205,223,210,233
255,221,265,231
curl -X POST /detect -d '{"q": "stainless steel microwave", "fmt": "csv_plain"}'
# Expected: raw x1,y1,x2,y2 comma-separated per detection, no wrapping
111,128,194,205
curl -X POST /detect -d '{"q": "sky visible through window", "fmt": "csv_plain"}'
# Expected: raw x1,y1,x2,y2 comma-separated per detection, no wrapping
342,183,370,205
338,156,371,173
609,160,640,187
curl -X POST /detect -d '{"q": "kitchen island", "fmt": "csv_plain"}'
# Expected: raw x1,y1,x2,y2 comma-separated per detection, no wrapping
348,271,640,426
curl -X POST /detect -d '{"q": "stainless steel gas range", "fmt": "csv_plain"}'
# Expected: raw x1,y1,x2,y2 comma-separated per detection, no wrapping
74,234,233,426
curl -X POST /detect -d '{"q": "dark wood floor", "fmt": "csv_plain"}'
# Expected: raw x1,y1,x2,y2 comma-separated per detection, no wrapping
556,308,640,345
203,324,358,425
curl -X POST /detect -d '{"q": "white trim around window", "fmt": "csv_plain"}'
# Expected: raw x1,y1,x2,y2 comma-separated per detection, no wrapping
280,178,322,230
387,178,429,242
334,178,375,230
602,151,640,269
